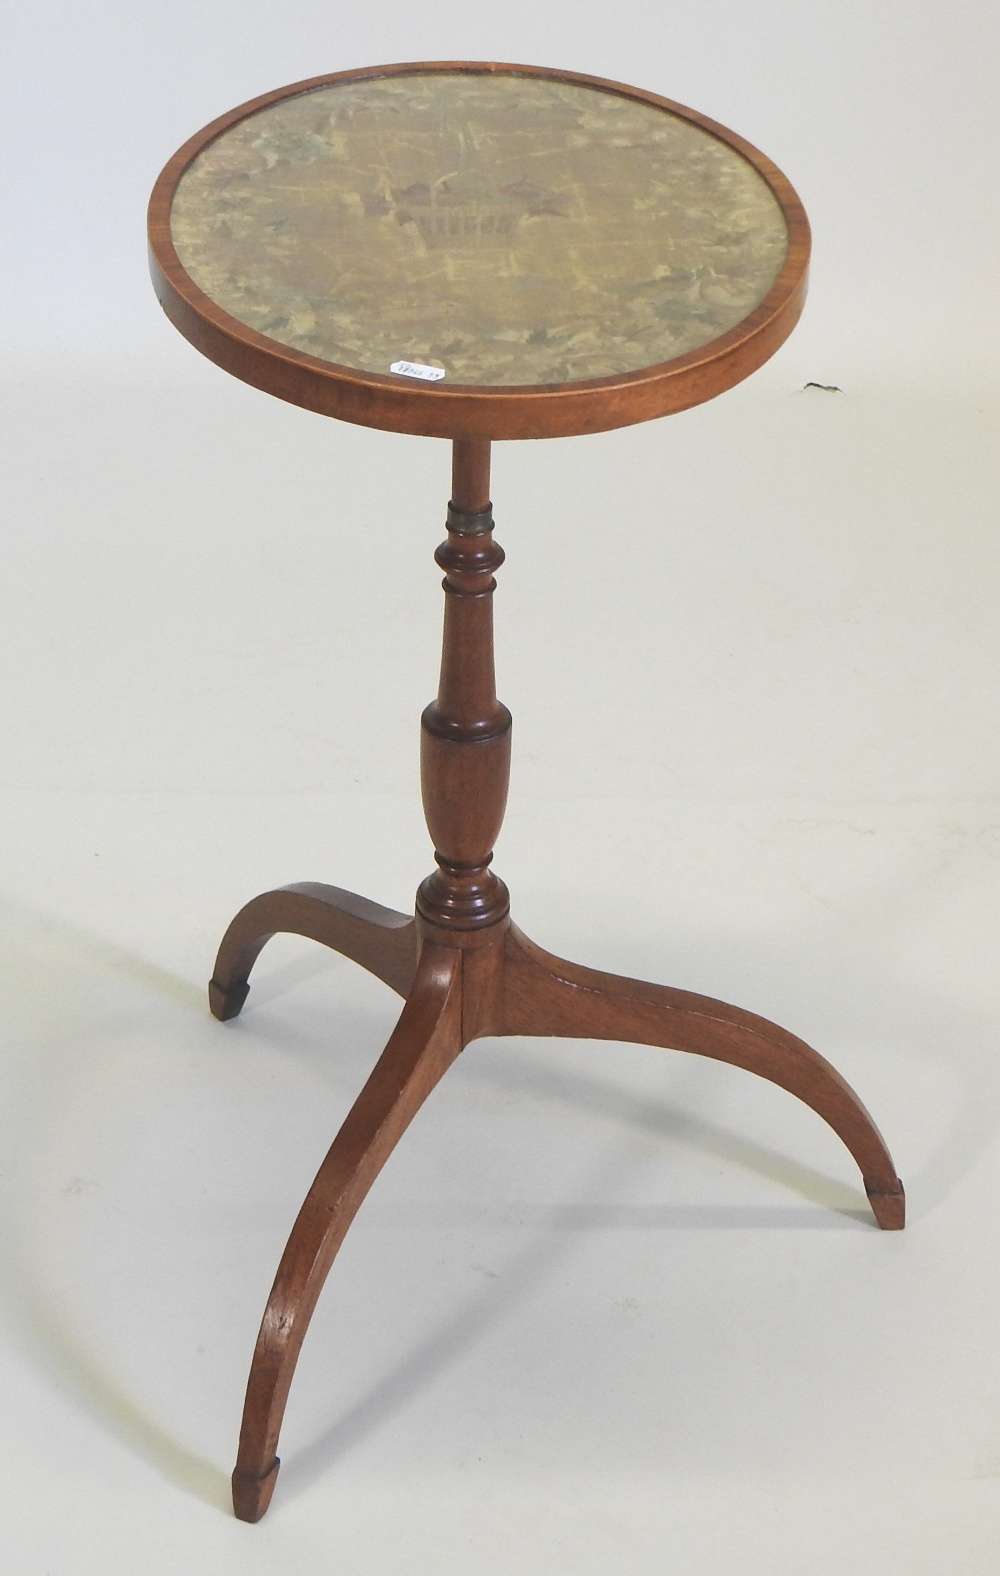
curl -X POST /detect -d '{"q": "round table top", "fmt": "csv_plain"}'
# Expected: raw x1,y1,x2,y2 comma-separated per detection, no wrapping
148,63,809,440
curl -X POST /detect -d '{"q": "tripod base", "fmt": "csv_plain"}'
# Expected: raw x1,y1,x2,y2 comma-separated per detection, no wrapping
211,882,904,1522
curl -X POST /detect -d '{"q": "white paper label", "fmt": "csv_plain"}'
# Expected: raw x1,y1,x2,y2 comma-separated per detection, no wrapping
390,360,446,381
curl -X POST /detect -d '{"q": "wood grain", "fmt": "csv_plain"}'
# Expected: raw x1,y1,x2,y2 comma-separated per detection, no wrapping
209,882,417,1021
500,924,905,1228
417,439,512,930
231,943,463,1522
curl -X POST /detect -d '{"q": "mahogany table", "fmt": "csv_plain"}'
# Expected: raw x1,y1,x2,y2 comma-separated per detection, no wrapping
148,62,904,1523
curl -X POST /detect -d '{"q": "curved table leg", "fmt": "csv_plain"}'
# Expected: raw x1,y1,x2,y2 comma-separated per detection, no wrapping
209,882,418,1020
501,925,904,1230
231,942,463,1522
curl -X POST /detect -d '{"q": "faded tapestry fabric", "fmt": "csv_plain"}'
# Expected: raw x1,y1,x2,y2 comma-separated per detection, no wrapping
171,72,789,386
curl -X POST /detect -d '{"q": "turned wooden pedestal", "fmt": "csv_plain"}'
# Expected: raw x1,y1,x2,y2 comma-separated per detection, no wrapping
148,62,904,1523
208,439,903,1523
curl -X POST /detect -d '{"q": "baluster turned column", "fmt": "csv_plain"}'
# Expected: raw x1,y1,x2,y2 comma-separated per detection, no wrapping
416,439,512,933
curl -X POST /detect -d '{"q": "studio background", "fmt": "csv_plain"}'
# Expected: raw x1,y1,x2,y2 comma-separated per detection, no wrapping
1,4,998,1572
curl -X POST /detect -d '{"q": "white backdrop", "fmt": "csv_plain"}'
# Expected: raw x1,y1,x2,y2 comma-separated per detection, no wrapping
1,5,999,1573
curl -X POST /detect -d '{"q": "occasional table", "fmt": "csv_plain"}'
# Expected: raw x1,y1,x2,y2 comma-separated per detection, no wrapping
148,62,904,1523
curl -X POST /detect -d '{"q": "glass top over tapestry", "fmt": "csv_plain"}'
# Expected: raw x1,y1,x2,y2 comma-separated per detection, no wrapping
170,72,789,388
